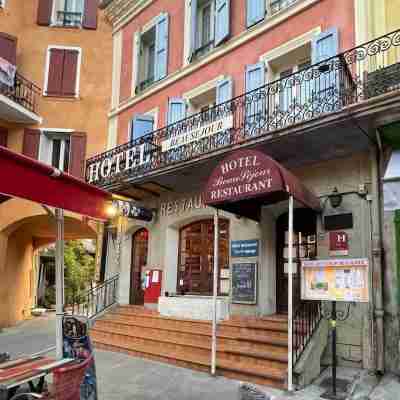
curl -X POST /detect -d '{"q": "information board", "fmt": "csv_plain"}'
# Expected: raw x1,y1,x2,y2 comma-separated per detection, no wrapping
231,240,259,257
231,263,257,304
301,258,369,302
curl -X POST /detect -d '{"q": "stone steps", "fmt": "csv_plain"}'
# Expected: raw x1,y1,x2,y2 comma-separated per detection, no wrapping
91,306,289,389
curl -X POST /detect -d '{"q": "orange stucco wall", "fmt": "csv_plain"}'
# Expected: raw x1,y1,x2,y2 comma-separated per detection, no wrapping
0,0,112,327
115,0,355,144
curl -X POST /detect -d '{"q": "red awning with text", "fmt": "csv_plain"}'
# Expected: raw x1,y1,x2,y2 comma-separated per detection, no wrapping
0,146,111,220
203,149,321,220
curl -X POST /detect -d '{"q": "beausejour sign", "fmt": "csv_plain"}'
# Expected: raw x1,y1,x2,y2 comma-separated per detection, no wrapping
87,114,234,185
161,115,233,152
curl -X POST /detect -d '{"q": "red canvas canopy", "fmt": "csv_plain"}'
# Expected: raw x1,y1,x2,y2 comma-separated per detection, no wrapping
203,149,321,220
0,146,111,220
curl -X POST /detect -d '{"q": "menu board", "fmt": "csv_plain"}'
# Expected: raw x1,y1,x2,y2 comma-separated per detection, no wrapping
231,263,257,304
301,258,369,302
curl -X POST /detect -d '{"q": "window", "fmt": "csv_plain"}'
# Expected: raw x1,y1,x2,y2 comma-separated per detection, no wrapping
135,13,169,93
0,0,5,8
44,47,81,97
53,0,84,27
188,0,230,61
39,132,71,172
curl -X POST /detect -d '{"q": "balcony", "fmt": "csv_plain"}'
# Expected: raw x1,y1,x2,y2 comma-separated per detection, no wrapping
0,72,41,124
86,29,400,198
56,11,83,27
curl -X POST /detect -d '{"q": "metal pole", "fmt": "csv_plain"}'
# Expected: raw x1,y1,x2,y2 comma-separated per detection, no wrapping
288,195,294,392
211,209,219,376
55,208,65,360
331,301,337,397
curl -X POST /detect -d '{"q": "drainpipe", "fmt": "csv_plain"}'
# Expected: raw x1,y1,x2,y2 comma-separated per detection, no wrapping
371,139,385,373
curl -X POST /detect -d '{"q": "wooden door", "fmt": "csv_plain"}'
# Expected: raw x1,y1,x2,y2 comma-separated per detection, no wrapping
130,228,149,305
178,219,229,295
276,209,317,313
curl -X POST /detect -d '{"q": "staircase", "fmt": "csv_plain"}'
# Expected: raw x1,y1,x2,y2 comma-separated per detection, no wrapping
90,305,289,389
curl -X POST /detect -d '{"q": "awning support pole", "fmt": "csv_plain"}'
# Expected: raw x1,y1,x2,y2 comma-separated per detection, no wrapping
288,195,294,392
55,208,65,360
211,209,219,376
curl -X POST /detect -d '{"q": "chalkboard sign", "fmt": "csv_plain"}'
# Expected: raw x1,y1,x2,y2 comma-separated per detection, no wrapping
231,263,257,304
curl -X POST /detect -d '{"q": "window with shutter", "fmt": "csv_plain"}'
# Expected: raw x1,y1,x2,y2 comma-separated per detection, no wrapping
23,129,41,159
53,0,84,27
216,78,233,105
0,32,17,65
37,0,54,26
167,98,186,125
45,47,80,97
136,13,169,93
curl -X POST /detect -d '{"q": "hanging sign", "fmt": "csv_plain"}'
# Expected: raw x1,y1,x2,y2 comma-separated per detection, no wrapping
113,200,153,222
301,258,369,302
329,231,349,256
231,239,259,257
161,115,233,152
231,263,257,304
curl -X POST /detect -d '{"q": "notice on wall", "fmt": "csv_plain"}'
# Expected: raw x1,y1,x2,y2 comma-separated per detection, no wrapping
301,258,369,302
231,240,259,257
231,263,257,304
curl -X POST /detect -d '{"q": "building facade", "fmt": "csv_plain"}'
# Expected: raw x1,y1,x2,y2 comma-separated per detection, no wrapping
89,0,400,387
0,0,112,328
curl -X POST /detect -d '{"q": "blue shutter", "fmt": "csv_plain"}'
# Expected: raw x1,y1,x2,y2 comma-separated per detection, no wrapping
311,28,339,64
216,78,233,105
189,0,198,60
131,114,154,141
246,0,265,28
245,63,266,136
311,28,339,108
246,62,265,92
155,13,169,81
215,0,230,46
168,98,186,125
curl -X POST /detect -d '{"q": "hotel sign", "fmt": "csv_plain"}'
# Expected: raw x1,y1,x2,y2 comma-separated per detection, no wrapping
161,115,233,152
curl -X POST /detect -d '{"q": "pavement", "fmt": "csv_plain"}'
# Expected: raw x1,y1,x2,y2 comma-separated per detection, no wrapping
1,314,399,399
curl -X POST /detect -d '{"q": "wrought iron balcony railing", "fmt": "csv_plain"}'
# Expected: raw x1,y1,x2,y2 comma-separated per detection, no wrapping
270,0,298,15
0,72,41,114
86,29,400,188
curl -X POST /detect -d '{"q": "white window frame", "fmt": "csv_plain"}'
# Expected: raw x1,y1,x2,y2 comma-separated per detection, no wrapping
131,15,159,97
183,74,225,114
196,0,215,50
39,128,74,171
51,0,85,27
43,45,82,98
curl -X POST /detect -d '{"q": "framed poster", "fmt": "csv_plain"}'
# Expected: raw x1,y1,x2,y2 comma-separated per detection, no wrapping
301,258,369,302
231,263,257,304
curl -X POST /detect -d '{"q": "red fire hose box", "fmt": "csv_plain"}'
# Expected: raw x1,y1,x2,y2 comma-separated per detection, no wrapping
144,269,163,304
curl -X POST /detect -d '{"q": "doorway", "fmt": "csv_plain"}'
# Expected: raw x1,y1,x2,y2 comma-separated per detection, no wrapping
178,219,229,295
130,228,149,305
276,208,317,313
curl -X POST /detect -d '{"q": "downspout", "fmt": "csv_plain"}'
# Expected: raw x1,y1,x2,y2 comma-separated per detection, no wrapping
371,131,385,373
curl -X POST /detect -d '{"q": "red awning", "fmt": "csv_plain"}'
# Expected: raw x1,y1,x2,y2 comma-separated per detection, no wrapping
0,146,111,220
203,149,321,220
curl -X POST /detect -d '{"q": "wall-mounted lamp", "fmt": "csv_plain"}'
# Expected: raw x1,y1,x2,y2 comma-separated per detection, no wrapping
328,187,343,208
105,201,118,219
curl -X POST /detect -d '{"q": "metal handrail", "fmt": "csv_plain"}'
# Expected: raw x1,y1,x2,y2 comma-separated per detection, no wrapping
293,300,322,365
0,72,41,114
86,28,400,187
67,274,119,319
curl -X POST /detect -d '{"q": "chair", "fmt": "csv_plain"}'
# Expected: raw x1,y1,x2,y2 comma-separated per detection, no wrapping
10,356,93,400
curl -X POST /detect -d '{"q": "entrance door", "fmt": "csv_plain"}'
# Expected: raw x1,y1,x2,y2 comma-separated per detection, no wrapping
178,219,229,295
130,228,149,305
276,209,317,313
